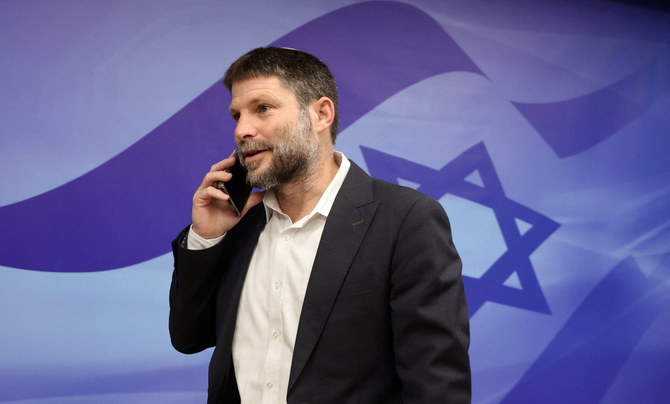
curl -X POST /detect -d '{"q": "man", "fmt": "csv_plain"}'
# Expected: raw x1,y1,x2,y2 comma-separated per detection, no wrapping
169,47,471,404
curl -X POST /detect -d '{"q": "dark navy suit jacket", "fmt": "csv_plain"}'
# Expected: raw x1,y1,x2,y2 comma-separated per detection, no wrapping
169,161,471,404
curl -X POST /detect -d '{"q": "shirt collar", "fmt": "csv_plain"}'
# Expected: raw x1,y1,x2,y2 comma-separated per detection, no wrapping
262,151,351,223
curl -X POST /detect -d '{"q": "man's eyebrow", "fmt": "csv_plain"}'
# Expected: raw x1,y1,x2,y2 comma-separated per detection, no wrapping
229,95,280,115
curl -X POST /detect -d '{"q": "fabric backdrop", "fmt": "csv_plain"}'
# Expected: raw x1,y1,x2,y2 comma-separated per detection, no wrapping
1,1,668,402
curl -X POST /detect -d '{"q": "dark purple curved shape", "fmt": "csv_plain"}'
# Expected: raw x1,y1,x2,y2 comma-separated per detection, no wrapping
513,58,667,158
501,257,669,403
0,1,482,272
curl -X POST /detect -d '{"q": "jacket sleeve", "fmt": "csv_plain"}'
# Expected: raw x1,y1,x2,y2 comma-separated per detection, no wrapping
389,195,471,403
168,226,228,354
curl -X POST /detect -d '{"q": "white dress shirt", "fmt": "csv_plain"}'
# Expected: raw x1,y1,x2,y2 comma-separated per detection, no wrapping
188,152,350,404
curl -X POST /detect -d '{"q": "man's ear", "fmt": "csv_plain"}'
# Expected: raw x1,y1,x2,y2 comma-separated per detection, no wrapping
312,97,335,136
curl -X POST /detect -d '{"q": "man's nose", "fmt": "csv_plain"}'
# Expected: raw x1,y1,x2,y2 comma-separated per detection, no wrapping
234,114,258,143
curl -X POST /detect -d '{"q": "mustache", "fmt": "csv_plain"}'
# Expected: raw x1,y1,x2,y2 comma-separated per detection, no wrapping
237,140,274,161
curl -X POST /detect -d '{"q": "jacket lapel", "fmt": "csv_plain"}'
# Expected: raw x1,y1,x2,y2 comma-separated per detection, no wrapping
219,203,268,348
288,162,379,390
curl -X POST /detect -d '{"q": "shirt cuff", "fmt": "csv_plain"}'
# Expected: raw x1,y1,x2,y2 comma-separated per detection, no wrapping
186,225,225,250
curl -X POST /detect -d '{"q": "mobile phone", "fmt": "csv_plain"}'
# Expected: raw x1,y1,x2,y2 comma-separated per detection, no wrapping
217,151,252,216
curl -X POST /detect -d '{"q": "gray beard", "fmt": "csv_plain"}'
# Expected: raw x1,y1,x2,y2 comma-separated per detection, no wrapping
239,108,319,190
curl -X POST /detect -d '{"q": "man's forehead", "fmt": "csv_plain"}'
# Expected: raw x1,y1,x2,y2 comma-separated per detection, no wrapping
231,75,288,93
229,76,295,108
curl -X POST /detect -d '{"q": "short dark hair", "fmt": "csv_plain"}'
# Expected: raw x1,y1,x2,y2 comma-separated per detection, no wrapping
223,47,339,143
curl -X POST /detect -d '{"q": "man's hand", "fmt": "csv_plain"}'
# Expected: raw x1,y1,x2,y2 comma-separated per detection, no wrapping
191,154,264,239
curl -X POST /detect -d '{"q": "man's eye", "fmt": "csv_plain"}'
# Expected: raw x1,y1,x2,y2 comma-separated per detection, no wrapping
259,105,271,113
231,113,240,122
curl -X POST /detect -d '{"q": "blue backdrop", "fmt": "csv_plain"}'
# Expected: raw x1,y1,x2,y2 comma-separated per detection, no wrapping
1,1,669,403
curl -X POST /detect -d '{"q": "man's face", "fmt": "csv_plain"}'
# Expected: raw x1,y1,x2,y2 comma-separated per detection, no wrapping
229,76,319,190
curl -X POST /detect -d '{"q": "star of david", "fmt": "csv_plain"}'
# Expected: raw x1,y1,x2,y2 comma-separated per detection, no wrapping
361,142,560,316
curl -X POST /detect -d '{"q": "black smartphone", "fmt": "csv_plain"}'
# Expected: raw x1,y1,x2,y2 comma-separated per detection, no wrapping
217,151,253,216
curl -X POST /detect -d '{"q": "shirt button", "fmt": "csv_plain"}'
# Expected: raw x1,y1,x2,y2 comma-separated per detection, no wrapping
272,331,280,339
284,235,290,241
266,381,273,390
274,281,281,290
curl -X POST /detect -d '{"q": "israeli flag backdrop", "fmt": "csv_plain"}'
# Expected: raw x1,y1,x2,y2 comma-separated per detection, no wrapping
1,1,669,403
